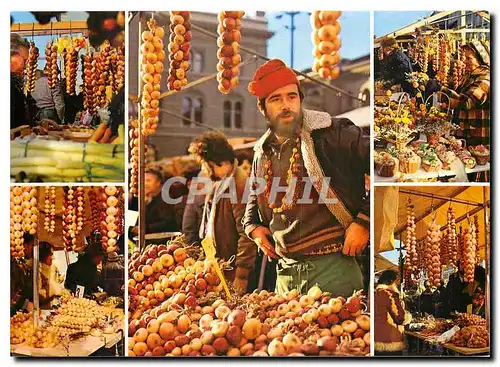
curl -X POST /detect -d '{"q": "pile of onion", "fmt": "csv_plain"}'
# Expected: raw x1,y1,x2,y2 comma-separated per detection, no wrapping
140,18,165,136
310,11,342,80
127,240,370,357
216,11,244,94
167,11,191,91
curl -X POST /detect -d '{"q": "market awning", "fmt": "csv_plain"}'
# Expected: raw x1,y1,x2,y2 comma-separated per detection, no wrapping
375,253,399,273
375,186,490,260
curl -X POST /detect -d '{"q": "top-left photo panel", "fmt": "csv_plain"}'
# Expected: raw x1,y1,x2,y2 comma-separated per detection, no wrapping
10,12,126,183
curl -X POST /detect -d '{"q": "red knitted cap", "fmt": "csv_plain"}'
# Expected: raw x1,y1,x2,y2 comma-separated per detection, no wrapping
248,59,299,99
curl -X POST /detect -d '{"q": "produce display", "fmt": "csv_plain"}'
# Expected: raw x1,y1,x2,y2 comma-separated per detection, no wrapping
129,119,139,196
404,198,417,285
128,237,370,357
168,11,191,92
114,44,126,92
63,44,79,96
82,53,97,113
140,18,164,136
10,297,125,350
310,11,342,80
463,220,476,284
451,326,489,349
99,186,123,253
425,218,441,287
25,41,39,94
10,186,38,258
88,189,100,230
455,313,486,328
11,139,125,182
45,41,59,89
43,186,57,234
469,145,490,166
97,41,111,108
216,11,244,94
62,186,82,252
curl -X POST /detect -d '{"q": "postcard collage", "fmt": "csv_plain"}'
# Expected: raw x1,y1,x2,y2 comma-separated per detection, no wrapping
9,10,490,357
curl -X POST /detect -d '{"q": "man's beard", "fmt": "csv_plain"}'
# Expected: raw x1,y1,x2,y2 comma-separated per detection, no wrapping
266,109,303,138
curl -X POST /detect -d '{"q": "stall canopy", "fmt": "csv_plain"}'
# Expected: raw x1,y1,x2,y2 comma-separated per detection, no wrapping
375,253,399,274
375,186,490,261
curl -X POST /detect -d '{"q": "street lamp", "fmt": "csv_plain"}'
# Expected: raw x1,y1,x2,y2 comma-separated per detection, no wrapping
275,11,311,68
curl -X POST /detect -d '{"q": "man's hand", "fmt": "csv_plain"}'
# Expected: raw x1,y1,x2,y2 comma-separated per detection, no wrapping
250,226,279,259
233,277,248,294
343,222,369,256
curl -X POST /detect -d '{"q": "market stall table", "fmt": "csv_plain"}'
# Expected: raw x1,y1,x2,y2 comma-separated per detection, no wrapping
404,330,489,356
11,331,123,357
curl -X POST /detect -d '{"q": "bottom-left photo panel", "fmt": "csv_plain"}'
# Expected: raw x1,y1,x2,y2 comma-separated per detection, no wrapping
10,185,125,357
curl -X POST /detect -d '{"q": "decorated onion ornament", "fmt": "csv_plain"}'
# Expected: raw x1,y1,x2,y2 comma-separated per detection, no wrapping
463,220,476,283
425,218,442,287
44,186,57,233
100,186,122,253
10,187,28,258
140,18,165,136
168,11,191,92
129,119,139,196
216,11,244,94
25,41,39,94
45,41,59,89
311,11,342,80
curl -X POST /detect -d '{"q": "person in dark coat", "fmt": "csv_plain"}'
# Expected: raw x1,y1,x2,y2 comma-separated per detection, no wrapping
11,34,37,129
64,245,104,297
379,37,414,94
443,267,471,316
129,168,179,238
10,234,35,315
102,252,124,296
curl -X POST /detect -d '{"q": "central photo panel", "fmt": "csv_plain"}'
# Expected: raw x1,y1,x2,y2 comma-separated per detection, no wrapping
127,10,371,357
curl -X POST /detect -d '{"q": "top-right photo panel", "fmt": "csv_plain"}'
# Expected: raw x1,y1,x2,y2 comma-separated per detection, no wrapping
374,11,490,183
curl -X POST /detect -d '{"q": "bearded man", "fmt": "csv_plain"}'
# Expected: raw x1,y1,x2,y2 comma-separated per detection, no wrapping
243,59,370,296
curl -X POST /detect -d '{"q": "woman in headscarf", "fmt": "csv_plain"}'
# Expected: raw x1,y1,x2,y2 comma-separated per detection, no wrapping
441,40,490,145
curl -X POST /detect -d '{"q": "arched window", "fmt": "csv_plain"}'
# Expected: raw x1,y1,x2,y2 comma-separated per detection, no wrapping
234,101,242,129
181,96,204,126
181,97,192,126
223,101,232,128
222,100,243,129
192,51,204,73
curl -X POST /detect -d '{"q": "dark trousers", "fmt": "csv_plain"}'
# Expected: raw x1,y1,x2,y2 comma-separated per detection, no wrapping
37,108,60,123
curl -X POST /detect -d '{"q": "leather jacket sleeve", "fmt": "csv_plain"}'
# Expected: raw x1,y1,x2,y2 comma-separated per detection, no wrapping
242,157,265,238
312,117,370,228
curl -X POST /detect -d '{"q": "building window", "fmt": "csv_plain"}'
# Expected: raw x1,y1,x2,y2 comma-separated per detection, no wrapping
192,51,204,73
234,101,242,129
222,100,243,129
223,101,232,128
181,96,204,126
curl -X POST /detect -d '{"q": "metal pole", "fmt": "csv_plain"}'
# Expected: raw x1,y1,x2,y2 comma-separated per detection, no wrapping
289,12,298,68
33,235,39,327
398,189,483,207
483,187,490,334
137,14,146,252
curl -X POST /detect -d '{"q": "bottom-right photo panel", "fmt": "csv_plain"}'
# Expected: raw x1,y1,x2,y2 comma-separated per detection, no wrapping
373,185,490,357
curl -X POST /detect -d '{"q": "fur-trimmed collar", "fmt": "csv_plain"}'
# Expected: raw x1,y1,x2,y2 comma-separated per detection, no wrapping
376,283,401,294
253,109,332,153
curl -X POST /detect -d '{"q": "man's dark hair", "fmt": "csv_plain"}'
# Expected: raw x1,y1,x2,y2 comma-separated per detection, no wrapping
258,87,305,112
10,34,28,55
23,233,35,245
145,168,164,183
189,131,235,166
378,269,400,285
183,166,201,182
39,242,53,262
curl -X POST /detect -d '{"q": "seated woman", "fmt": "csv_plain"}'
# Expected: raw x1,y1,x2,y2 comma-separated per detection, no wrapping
38,242,63,307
